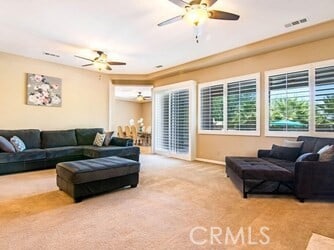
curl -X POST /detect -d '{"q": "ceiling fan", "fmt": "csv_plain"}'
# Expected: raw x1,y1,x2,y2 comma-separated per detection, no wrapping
74,50,126,71
158,0,239,42
137,92,151,102
158,0,239,27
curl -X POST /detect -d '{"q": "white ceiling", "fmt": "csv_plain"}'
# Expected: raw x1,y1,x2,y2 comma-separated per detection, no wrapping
0,0,333,75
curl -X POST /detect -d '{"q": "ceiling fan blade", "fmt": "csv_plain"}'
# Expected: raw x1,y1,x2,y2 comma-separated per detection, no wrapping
106,65,112,70
208,10,240,20
189,0,201,4
201,0,218,7
168,0,189,8
75,55,94,62
82,63,93,67
107,61,126,65
158,15,184,27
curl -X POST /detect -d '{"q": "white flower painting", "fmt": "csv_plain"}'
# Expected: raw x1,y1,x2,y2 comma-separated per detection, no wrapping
27,73,62,107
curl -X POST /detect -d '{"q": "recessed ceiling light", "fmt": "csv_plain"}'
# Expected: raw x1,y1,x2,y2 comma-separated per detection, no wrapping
155,65,163,68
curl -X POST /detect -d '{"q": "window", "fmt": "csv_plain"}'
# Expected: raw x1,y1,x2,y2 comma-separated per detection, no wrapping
198,74,260,136
265,59,334,136
153,81,196,161
268,70,310,133
315,65,334,132
200,82,224,131
227,79,258,132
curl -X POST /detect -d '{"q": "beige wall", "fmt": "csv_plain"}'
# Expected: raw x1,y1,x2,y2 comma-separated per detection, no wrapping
141,102,152,129
112,100,143,129
111,100,152,134
0,52,111,130
153,37,334,162
0,52,150,133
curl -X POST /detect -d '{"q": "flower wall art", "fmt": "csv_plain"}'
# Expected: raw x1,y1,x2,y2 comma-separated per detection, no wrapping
27,73,62,107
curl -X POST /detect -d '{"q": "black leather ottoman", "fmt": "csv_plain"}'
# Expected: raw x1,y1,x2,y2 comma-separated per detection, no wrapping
56,156,140,202
225,157,293,198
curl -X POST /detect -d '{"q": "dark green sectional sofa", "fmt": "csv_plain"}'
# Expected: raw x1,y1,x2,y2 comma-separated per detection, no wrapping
0,128,140,175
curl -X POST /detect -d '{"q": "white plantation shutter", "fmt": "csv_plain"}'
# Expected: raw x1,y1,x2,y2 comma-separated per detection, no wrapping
268,70,310,132
315,65,334,132
198,74,260,135
155,93,170,152
170,90,189,153
227,79,257,131
200,83,224,131
153,81,196,160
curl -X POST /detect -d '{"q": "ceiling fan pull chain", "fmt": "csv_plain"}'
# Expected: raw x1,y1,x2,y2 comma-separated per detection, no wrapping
194,26,201,43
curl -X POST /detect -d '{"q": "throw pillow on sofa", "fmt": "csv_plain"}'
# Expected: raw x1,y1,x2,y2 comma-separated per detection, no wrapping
318,145,334,161
93,133,106,147
296,152,319,162
10,136,26,152
283,140,304,148
0,136,16,153
269,144,301,162
103,131,114,146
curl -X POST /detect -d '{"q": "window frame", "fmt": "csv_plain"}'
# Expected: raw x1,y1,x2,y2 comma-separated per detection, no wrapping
198,73,260,136
264,59,334,137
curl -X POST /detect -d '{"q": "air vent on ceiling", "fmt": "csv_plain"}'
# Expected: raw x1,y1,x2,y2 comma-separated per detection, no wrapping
284,18,308,28
155,65,163,68
43,52,60,58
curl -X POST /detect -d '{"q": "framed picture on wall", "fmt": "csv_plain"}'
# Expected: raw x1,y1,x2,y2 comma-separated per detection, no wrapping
27,73,62,107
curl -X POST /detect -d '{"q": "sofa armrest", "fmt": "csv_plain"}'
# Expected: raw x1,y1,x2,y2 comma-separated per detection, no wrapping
110,137,133,147
257,149,271,158
294,161,334,199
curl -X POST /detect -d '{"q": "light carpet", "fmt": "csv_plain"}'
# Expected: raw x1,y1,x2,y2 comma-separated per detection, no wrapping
0,154,334,249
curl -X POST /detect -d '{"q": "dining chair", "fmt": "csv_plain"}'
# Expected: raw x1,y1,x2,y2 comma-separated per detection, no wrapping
130,125,138,145
124,125,132,138
117,126,125,138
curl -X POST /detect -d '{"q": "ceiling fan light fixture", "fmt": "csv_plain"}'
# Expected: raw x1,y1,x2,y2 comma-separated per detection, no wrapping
94,61,107,70
184,4,208,26
137,92,145,102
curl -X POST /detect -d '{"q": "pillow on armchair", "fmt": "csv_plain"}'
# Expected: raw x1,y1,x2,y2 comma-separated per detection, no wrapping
269,144,301,162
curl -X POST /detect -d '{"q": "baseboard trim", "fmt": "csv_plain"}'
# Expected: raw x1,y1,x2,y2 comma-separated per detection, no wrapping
195,158,226,166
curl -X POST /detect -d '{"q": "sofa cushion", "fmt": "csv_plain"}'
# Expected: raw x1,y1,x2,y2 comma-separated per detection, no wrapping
41,130,77,148
297,136,318,154
110,137,133,146
225,157,294,181
313,138,334,153
10,136,26,152
56,156,140,184
45,146,84,159
261,157,296,174
83,146,140,160
0,129,41,149
75,128,104,145
0,149,46,164
269,144,301,162
0,136,15,153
